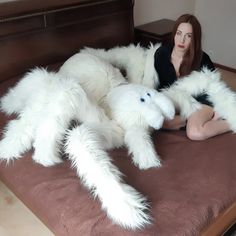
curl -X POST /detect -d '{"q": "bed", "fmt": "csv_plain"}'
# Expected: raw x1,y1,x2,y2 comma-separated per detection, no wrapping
1,0,236,235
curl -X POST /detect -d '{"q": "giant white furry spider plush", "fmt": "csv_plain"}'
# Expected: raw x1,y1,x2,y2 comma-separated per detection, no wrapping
83,44,236,132
0,53,175,229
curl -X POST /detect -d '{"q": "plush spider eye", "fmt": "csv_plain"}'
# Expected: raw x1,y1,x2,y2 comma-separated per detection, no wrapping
140,98,145,102
147,93,151,96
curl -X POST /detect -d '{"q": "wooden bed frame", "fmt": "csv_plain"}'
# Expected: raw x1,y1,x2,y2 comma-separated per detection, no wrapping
1,0,236,235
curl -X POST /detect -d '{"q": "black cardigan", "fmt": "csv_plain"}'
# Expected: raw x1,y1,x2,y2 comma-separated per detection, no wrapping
154,44,215,106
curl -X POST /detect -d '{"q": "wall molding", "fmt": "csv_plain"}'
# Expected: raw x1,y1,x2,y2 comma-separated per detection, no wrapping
214,63,236,73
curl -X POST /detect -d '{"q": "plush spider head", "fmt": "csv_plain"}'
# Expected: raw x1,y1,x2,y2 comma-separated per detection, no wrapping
107,84,175,130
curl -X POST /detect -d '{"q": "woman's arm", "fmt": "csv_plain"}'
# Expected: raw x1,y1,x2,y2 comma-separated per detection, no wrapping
201,52,215,71
162,115,186,130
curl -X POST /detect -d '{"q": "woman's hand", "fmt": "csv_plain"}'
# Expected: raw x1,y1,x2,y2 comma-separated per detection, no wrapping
162,115,187,130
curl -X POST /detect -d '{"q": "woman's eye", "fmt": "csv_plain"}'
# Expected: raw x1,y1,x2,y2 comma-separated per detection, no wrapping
140,98,145,102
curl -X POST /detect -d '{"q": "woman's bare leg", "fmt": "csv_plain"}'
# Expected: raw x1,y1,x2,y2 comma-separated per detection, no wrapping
186,105,231,140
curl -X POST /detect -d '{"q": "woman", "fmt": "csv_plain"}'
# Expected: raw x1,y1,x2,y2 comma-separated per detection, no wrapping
154,14,231,140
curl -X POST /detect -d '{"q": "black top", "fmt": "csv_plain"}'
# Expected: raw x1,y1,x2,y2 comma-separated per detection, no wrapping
154,44,215,106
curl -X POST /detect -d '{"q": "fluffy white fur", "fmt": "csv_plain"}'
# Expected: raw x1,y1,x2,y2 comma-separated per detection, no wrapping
107,83,175,169
0,53,175,229
59,53,175,168
0,68,108,165
59,52,126,105
81,43,161,89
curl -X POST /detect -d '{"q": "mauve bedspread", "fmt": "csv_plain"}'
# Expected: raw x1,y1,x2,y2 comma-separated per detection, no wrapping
1,75,236,236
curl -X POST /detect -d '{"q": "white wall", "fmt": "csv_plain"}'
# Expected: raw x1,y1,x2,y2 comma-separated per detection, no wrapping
134,0,195,26
134,0,236,69
194,0,236,69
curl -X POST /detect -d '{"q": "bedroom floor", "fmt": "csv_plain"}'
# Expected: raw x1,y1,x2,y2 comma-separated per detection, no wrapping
0,181,54,236
0,68,235,236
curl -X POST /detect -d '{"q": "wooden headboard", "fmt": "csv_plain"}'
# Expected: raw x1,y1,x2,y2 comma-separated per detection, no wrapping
0,0,134,81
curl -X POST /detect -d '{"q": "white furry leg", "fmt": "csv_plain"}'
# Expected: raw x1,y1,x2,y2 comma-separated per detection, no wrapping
124,126,161,169
0,84,29,115
32,117,65,167
208,80,236,132
163,88,202,119
0,68,48,115
85,120,124,150
0,118,34,162
65,124,151,229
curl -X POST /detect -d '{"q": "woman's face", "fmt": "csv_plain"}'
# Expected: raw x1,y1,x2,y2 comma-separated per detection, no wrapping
174,22,193,52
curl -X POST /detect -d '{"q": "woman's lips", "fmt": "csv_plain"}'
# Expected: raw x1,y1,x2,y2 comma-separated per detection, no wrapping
178,44,185,48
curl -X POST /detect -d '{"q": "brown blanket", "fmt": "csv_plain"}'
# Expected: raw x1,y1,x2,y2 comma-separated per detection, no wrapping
1,75,236,236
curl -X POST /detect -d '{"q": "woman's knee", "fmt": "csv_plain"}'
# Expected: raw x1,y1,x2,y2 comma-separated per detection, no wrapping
186,125,207,141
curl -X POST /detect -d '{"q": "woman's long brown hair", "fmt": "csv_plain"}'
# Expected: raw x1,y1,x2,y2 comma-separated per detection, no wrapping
171,14,203,77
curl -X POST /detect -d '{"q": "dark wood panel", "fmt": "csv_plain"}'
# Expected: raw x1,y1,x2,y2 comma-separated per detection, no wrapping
0,0,108,18
46,0,133,27
214,63,236,73
0,10,134,81
135,19,175,47
0,15,44,37
0,0,134,81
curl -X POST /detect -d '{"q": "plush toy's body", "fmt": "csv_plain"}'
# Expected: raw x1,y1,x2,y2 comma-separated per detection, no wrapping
59,53,175,169
0,53,175,229
81,43,161,89
59,52,126,105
